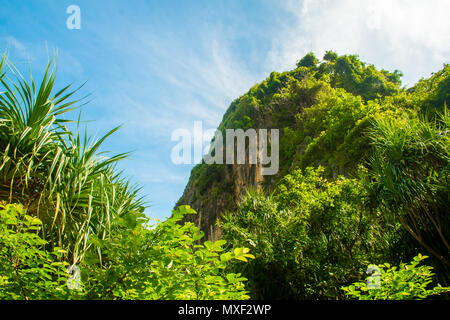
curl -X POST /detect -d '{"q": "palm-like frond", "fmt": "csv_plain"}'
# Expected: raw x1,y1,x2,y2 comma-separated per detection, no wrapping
0,54,145,264
368,111,449,265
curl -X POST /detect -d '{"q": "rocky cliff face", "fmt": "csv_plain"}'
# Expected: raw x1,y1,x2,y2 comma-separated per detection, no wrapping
176,143,278,241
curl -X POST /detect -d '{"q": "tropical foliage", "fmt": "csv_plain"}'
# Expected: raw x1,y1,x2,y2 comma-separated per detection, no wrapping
81,205,253,300
0,202,69,299
368,112,450,267
341,254,450,300
1,50,449,300
0,54,143,265
0,202,253,299
220,167,389,299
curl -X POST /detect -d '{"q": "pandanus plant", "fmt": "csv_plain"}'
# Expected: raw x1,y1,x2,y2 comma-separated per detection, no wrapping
0,53,145,264
368,111,450,266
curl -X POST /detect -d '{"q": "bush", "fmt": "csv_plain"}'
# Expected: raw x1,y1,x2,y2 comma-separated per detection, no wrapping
297,52,319,68
83,205,254,300
368,111,450,270
341,254,450,300
220,167,389,299
0,203,254,300
0,202,69,299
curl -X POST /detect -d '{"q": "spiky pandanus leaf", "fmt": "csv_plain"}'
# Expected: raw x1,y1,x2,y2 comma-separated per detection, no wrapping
368,112,450,266
0,54,145,264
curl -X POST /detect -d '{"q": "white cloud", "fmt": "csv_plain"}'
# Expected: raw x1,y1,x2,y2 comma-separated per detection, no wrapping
267,0,450,86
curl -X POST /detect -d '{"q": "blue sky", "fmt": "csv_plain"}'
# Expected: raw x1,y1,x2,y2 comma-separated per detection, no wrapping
1,0,449,221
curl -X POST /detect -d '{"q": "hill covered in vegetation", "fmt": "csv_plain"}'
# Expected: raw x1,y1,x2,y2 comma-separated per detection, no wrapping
177,51,450,298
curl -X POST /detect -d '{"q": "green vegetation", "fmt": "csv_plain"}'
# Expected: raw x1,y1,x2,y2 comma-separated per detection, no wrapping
0,54,143,265
0,202,69,299
368,112,450,267
220,168,387,299
0,202,253,299
1,50,449,300
81,205,253,300
342,254,449,300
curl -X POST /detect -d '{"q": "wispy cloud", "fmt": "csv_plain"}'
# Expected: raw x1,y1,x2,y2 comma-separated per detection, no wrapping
130,29,258,126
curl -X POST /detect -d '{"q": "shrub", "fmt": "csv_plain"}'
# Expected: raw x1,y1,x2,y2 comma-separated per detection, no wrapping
368,111,450,268
0,204,254,300
341,254,450,300
220,167,389,299
0,202,69,299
